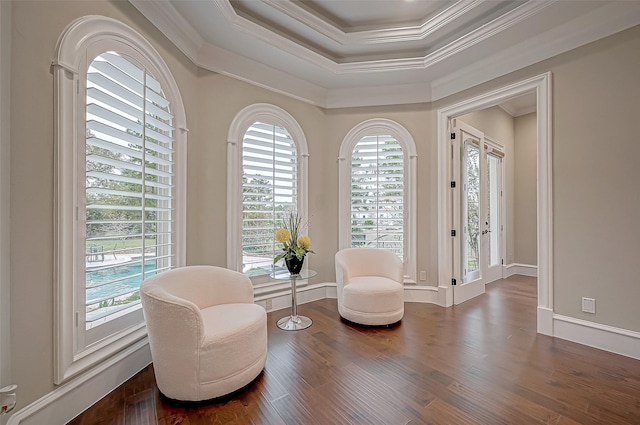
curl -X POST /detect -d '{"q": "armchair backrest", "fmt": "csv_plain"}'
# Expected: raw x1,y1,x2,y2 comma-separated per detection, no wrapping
143,265,254,310
335,248,404,285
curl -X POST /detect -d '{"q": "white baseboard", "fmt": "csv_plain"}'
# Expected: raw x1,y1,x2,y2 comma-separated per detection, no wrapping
504,263,538,277
537,306,553,336
254,282,336,313
553,314,640,360
404,284,443,305
6,339,151,425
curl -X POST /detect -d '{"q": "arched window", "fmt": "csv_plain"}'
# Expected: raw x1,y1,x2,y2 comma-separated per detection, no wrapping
339,119,416,282
227,104,308,278
54,16,186,383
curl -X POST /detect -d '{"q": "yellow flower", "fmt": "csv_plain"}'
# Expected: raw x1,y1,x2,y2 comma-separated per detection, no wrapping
276,228,290,243
297,235,311,249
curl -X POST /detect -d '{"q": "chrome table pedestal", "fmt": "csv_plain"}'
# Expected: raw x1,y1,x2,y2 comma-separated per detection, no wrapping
270,269,316,331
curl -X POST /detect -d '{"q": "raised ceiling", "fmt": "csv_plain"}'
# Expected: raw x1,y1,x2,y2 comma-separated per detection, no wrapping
130,0,640,108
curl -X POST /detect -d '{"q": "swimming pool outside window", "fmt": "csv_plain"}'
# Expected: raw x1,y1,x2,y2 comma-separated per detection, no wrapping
83,51,175,338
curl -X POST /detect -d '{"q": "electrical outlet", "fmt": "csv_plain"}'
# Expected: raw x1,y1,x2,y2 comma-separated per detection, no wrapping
265,299,272,310
581,297,595,314
419,270,427,281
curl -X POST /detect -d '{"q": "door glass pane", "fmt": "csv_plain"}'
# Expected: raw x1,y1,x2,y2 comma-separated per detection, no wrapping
487,154,501,267
463,140,480,279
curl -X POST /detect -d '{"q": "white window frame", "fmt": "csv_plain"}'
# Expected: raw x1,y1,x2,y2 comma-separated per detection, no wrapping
227,104,309,276
53,16,187,384
338,119,417,283
0,0,10,389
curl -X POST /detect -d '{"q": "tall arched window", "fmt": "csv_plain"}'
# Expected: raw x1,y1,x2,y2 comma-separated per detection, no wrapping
227,104,308,278
54,16,186,383
339,119,417,282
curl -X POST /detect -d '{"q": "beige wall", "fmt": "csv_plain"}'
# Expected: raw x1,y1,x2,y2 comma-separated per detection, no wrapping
514,113,537,265
549,26,640,329
323,105,436,282
189,70,327,272
7,0,640,414
457,107,516,265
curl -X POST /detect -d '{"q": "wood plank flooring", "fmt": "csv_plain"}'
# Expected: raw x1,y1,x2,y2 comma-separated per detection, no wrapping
69,276,640,424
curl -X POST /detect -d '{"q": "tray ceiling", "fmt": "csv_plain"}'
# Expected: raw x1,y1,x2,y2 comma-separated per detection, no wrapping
129,0,640,108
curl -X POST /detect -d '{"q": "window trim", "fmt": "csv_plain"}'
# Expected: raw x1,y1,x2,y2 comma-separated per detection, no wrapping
338,119,417,282
0,0,10,388
53,15,187,384
227,104,309,274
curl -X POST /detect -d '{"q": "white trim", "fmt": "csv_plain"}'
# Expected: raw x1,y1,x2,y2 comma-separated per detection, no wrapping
503,263,538,278
259,0,483,46
254,282,335,313
553,315,640,361
195,0,552,75
6,340,151,425
128,0,203,64
403,285,442,305
226,103,309,274
338,119,417,282
0,0,11,402
254,282,445,313
53,15,187,384
436,73,553,336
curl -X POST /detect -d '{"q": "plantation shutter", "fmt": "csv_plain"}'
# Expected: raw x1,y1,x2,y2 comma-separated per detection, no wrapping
350,135,404,259
242,122,297,276
84,51,174,326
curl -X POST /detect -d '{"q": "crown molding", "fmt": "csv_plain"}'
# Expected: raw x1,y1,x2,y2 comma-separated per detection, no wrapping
129,0,640,109
325,82,431,109
211,0,555,74
258,0,485,45
129,0,203,64
430,0,640,101
196,42,328,107
499,103,537,118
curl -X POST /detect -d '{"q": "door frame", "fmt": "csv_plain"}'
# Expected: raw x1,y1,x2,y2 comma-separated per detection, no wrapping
436,72,553,335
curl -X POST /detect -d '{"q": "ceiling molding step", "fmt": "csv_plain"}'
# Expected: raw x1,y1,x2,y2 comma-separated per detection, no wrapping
212,0,339,72
129,0,203,64
196,42,327,107
260,0,346,45
260,0,485,45
324,83,432,109
346,0,484,45
430,0,640,101
210,0,555,75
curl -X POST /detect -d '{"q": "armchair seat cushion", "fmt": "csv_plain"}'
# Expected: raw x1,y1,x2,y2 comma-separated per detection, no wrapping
342,277,403,314
199,303,267,384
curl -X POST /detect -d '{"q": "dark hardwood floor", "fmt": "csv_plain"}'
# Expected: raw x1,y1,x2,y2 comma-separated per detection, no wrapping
69,276,640,424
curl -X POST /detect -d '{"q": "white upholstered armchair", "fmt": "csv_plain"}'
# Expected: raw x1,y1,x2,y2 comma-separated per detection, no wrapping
140,265,267,401
334,248,404,326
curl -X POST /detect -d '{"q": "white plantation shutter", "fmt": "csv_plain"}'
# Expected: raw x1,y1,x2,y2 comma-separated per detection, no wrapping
84,51,174,328
350,135,404,259
242,122,297,276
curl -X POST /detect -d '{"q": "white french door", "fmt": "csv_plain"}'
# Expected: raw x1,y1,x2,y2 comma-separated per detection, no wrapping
484,142,504,283
451,120,504,304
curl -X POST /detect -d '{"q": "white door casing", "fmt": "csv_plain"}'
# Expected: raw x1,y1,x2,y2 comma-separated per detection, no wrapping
437,72,553,335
